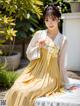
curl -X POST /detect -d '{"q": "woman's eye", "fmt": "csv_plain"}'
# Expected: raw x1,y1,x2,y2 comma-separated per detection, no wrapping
45,19,48,22
52,18,55,21
52,17,57,21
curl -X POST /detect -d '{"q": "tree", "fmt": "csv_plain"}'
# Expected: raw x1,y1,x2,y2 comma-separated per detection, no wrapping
0,0,43,19
0,0,43,58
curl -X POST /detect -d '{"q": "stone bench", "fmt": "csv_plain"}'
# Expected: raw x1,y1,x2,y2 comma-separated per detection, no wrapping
35,78,80,106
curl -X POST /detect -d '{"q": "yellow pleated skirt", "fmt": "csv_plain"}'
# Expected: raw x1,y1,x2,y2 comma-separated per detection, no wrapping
5,46,64,106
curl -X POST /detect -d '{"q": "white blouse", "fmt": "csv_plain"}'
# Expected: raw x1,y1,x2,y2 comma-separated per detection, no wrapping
26,30,64,60
26,29,69,86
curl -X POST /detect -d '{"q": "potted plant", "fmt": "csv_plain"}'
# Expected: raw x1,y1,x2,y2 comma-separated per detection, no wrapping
64,0,80,12
0,15,21,70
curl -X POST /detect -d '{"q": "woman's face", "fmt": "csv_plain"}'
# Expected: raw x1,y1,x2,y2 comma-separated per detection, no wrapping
44,15,59,31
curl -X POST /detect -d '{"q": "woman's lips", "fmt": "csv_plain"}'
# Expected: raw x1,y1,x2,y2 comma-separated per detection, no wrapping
49,26,54,28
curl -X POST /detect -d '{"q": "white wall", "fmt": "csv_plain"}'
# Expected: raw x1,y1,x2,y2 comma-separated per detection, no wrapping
62,13,80,71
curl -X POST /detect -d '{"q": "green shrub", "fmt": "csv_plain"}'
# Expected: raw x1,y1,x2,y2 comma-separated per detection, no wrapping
0,63,20,89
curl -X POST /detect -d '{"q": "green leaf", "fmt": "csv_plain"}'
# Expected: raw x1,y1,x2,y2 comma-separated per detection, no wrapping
0,40,5,43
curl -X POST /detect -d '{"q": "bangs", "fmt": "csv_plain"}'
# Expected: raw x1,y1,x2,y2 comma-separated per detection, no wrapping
44,15,56,20
44,8,57,19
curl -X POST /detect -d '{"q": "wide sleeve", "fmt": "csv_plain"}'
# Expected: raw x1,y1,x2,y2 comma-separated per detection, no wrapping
59,36,69,87
26,31,41,61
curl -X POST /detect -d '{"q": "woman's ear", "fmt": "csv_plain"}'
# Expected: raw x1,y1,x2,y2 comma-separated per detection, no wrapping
58,19,60,23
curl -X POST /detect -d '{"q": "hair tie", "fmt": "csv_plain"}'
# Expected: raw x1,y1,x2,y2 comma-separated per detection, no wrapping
44,5,48,10
57,6,61,13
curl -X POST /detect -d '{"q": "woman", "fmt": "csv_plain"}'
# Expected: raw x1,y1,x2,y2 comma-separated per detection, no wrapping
5,3,69,106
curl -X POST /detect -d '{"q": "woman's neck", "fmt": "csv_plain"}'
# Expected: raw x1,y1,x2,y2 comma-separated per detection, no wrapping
47,28,59,39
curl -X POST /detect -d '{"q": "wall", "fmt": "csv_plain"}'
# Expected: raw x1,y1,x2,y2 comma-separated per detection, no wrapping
62,13,80,71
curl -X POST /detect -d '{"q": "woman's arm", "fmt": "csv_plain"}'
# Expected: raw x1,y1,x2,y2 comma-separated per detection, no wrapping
26,31,41,61
59,36,69,86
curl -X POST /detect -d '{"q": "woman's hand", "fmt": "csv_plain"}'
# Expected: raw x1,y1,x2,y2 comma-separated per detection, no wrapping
37,39,46,48
36,36,55,48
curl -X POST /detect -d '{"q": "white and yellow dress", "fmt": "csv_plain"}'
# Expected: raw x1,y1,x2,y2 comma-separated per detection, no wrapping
5,30,69,106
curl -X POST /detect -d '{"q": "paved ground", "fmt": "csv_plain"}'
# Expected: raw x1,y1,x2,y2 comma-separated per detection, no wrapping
0,59,80,105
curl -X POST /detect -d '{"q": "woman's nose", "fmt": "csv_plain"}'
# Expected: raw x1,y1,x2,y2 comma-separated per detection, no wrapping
48,21,53,25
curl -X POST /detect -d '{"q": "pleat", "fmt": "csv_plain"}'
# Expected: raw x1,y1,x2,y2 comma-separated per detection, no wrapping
5,47,64,106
